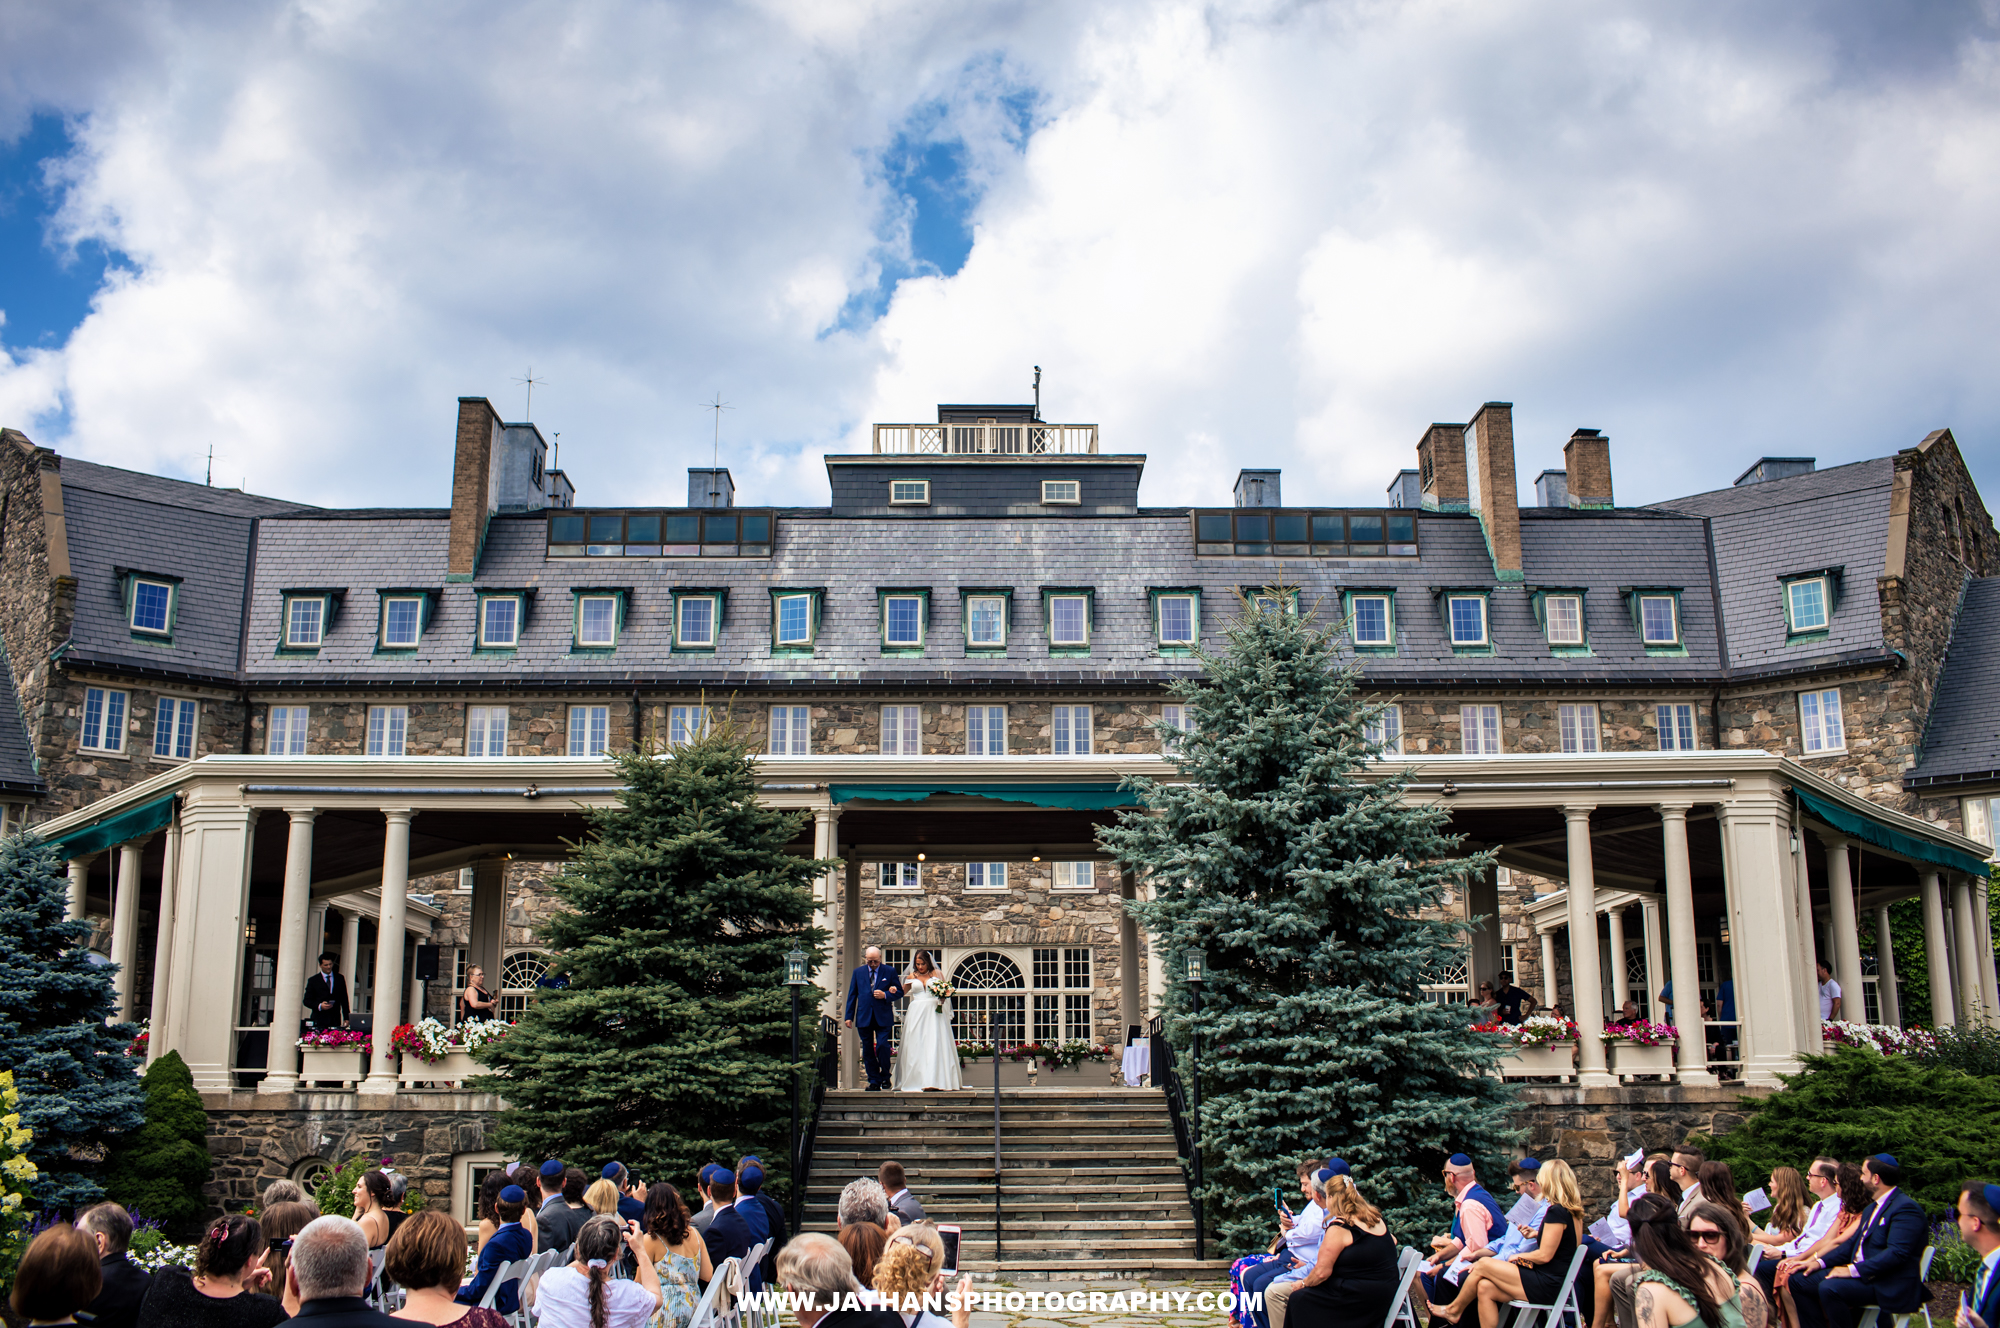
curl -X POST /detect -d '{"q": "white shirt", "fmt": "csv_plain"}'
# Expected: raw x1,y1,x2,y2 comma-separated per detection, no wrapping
1820,978,1842,1018
1277,1201,1327,1270
1605,1184,1647,1247
1781,1194,1840,1258
535,1266,659,1328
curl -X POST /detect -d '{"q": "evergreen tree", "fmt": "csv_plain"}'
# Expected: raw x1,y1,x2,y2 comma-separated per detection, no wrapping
481,733,832,1196
101,1052,211,1236
1099,590,1519,1252
0,834,144,1209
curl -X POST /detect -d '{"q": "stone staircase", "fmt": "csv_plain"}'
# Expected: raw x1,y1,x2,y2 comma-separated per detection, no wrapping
802,1086,1230,1279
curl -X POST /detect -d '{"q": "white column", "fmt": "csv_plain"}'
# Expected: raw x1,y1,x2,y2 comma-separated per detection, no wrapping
307,901,330,969
361,810,416,1095
338,906,362,998
1921,871,1956,1027
1640,899,1664,1020
841,856,861,1089
1874,905,1902,1028
1953,875,1985,1026
1823,838,1866,1026
163,802,260,1091
110,839,146,1022
260,809,319,1095
1980,880,1999,1028
146,820,182,1063
1719,797,1812,1084
1563,807,1615,1087
811,807,842,1018
407,933,426,1023
67,855,95,921
1607,906,1630,1011
1119,870,1142,1032
1539,930,1559,1008
1659,804,1713,1083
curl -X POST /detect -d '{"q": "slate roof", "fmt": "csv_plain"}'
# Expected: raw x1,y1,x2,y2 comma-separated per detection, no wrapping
1647,458,1895,673
1907,576,2000,788
240,506,1723,689
0,644,44,793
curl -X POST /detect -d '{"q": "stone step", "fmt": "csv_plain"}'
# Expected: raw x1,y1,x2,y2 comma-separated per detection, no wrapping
807,1166,1186,1184
804,1215,1195,1235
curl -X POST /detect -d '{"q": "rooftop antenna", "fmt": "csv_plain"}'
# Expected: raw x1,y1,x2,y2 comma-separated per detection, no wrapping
551,432,560,472
1032,366,1041,419
205,444,213,487
513,366,546,419
705,390,733,502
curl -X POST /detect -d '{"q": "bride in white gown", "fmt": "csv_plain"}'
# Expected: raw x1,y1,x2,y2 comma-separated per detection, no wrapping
893,951,963,1092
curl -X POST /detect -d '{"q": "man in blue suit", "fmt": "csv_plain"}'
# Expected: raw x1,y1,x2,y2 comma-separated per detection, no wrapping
1792,1154,1930,1328
457,1185,532,1314
844,945,904,1091
702,1171,763,1292
1955,1182,2000,1328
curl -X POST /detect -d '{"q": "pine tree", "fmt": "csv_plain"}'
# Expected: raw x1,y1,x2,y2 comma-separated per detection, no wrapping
0,834,145,1210
101,1051,211,1236
481,732,832,1196
1099,589,1520,1252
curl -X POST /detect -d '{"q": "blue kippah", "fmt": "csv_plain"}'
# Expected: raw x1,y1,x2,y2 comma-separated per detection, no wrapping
539,1159,565,1179
602,1162,623,1180
1985,1184,2000,1215
1517,1158,1542,1171
499,1185,526,1204
1872,1153,1898,1169
740,1164,765,1193
700,1164,721,1183
1318,1159,1351,1181
1449,1153,1472,1167
742,1156,762,1166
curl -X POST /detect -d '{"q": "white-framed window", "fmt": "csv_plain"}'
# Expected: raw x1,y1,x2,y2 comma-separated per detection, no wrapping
1156,595,1196,646
1161,703,1194,756
1051,705,1092,756
1786,578,1829,633
1048,595,1089,646
467,706,508,758
130,578,175,635
478,595,521,648
1460,704,1502,755
965,862,1008,892
877,862,921,892
966,596,1007,648
1350,594,1392,646
1640,594,1680,646
381,596,423,648
1544,594,1584,646
881,704,921,755
1800,688,1845,754
499,949,549,1021
770,705,810,755
81,687,128,754
267,705,308,756
576,595,619,648
1052,861,1096,892
569,704,610,756
1042,479,1080,505
1363,703,1402,754
1558,703,1600,754
890,479,930,505
366,705,408,757
667,704,709,748
883,595,925,648
1961,797,2000,860
1448,595,1489,647
285,596,326,648
1657,703,1698,752
152,697,199,761
967,705,1007,755
676,595,718,648
775,594,813,646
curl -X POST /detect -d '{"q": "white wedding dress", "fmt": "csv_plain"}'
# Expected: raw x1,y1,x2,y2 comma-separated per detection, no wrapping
893,975,963,1091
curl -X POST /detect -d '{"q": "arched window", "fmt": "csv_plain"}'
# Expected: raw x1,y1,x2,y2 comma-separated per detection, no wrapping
498,950,549,1021
950,951,1026,1049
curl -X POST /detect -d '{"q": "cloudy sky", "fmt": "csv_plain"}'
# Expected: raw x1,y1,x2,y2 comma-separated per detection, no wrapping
3,1,1998,512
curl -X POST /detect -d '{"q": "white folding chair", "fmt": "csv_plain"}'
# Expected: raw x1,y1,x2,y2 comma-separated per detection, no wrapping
1506,1246,1588,1328
363,1247,389,1309
1381,1246,1424,1328
687,1256,740,1328
478,1257,527,1313
739,1241,773,1328
1855,1247,1936,1328
510,1250,558,1327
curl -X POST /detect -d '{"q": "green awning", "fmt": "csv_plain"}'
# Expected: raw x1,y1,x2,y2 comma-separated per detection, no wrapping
828,783,1143,811
47,793,177,858
1794,786,1992,877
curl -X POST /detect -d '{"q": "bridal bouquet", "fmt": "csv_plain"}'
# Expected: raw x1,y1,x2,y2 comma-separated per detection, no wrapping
928,981,955,1000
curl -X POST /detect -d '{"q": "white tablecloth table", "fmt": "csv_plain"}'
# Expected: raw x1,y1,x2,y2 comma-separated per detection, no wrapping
1121,1041,1151,1087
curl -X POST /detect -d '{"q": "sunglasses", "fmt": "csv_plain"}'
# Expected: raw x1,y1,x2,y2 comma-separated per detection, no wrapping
1689,1228,1725,1245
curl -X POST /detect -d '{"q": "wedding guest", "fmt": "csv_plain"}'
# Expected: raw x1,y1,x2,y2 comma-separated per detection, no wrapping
261,1179,310,1209
539,1159,586,1254
1428,1157,1587,1328
1774,1162,1868,1328
12,1224,102,1328
475,1171,512,1254
741,1157,788,1250
305,954,352,1031
1670,1149,1707,1215
840,1222,889,1291
774,1233,914,1328
874,1225,951,1328
77,1202,150,1328
1953,1182,2000,1328
355,1170,395,1249
1421,1154,1504,1305
459,966,496,1025
386,1208,507,1326
533,1215,661,1328
1758,1159,1841,1294
1493,974,1535,1025
1788,1153,1927,1328
600,1163,646,1223
838,1179,892,1231
700,1173,759,1292
690,1166,721,1235
880,1162,925,1225
1242,1158,1329,1328
456,1185,532,1316
282,1215,400,1326
256,1201,317,1313
1648,1159,1684,1211
1699,1162,1754,1240
583,1178,622,1217
736,1162,781,1284
135,1215,287,1328
1474,983,1500,1022
639,1183,709,1328
1625,1193,1750,1328
1816,962,1844,1022
1284,1162,1402,1328
1747,1167,1813,1296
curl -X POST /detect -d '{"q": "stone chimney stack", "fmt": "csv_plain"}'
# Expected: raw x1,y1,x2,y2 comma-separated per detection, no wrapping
1464,402,1522,580
1416,423,1469,511
1563,429,1614,508
448,397,505,580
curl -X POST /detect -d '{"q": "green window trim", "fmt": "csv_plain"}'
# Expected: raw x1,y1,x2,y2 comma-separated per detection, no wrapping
1430,586,1495,654
1779,566,1844,639
276,587,343,655
472,589,533,653
1620,585,1685,650
1040,586,1095,654
117,568,184,644
671,589,728,652
373,588,436,653
1343,589,1397,652
568,586,631,654
1529,587,1592,655
960,587,1012,653
1148,587,1201,654
878,587,932,654
770,587,826,654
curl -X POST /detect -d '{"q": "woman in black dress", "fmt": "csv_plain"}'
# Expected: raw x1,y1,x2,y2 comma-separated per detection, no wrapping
459,965,496,1024
1285,1161,1402,1328
1428,1157,1587,1328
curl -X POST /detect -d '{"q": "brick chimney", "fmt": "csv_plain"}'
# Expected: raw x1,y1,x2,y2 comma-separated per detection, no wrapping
1563,429,1614,508
1465,402,1522,580
1416,423,1469,511
448,397,505,581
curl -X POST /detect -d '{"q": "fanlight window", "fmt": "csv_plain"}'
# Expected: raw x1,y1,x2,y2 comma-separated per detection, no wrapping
498,950,549,1020
950,950,1026,1049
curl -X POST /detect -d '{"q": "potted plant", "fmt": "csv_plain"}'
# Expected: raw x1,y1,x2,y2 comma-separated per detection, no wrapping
392,1017,511,1088
1485,1015,1580,1081
956,1039,1115,1086
1601,1019,1679,1079
296,1028,371,1087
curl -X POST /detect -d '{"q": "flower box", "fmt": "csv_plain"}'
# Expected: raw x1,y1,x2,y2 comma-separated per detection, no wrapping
952,1058,1106,1088
298,1047,366,1088
398,1049,484,1088
1499,1042,1577,1082
1607,1040,1676,1080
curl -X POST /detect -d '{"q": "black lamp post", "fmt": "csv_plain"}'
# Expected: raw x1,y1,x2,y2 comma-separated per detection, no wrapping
1185,948,1207,1261
785,948,807,1233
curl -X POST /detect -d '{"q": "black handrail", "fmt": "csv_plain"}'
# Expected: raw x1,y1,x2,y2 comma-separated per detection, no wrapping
793,1014,840,1227
1149,1014,1205,1258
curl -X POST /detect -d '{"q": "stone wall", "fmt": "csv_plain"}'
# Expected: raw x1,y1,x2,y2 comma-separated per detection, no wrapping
40,673,250,815
1512,1081,1770,1210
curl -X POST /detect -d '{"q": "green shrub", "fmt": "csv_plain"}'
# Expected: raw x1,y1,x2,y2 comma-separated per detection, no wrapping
314,1154,374,1219
1689,1046,2000,1215
1915,1024,2000,1079
99,1052,212,1238
1930,1221,1985,1283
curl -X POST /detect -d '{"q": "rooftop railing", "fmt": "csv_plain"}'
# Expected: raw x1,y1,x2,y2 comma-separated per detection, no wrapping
872,422,1099,455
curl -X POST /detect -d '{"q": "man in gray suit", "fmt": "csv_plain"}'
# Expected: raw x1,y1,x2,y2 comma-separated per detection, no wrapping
535,1159,585,1253
691,1164,722,1234
880,1161,925,1225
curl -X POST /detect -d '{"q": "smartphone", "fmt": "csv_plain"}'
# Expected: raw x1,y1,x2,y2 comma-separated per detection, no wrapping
938,1224,961,1277
1273,1186,1293,1218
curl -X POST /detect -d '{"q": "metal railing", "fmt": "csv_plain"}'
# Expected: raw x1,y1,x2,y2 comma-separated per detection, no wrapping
872,422,1099,455
1149,1014,1205,1259
792,1015,839,1226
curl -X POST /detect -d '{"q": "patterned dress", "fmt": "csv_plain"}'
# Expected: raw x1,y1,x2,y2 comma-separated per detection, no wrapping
651,1249,702,1328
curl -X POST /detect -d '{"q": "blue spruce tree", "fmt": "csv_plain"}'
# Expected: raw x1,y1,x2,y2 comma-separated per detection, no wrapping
0,834,145,1210
1100,590,1518,1251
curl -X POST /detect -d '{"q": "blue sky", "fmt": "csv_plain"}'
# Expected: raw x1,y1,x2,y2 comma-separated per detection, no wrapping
2,3,1999,513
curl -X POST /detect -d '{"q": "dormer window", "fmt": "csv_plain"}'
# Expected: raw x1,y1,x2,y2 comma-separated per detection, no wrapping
1042,480,1081,505
1544,594,1583,646
130,578,175,636
881,592,927,649
575,593,622,648
1786,578,1828,632
1448,595,1489,647
1045,591,1092,648
1639,595,1679,645
379,595,425,649
675,593,721,649
962,590,1009,650
478,594,522,649
283,594,330,649
890,480,930,505
1347,592,1394,647
1153,591,1198,647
